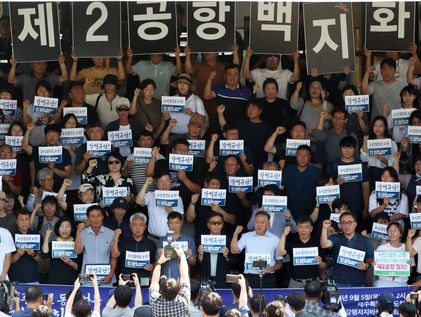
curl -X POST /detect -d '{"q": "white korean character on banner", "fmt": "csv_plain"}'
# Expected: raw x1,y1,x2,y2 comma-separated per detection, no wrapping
192,2,230,40
133,2,171,40
18,3,56,47
313,14,349,59
258,2,292,41
370,2,410,38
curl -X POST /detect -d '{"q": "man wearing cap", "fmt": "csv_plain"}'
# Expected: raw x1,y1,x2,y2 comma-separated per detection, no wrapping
104,197,131,239
0,191,16,232
111,212,157,286
125,50,181,99
166,73,208,138
106,101,142,158
242,48,300,99
85,74,130,127
374,293,394,317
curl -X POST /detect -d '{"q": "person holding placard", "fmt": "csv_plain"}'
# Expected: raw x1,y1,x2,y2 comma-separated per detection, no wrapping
25,168,56,212
54,81,100,127
82,151,135,208
0,87,23,123
0,144,22,196
320,213,374,287
369,167,408,229
111,212,156,287
23,123,72,193
374,222,409,287
136,175,184,239
9,208,43,283
41,217,78,285
278,217,325,288
197,212,234,288
230,211,283,288
340,84,369,140
30,196,60,242
360,116,399,189
129,80,166,139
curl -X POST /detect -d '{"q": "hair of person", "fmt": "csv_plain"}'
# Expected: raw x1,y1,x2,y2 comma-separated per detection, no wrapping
16,208,32,219
130,212,148,225
297,216,314,226
329,220,340,233
331,107,349,119
247,99,263,110
296,144,311,155
68,81,84,91
316,174,333,187
204,173,221,185
342,84,359,96
139,129,153,138
400,84,418,98
200,292,222,315
86,204,106,218
262,161,280,170
222,123,239,133
286,292,305,311
171,138,190,150
387,222,403,236
262,184,282,196
167,211,183,222
410,110,421,126
159,277,181,301
60,113,80,129
304,280,322,299
290,120,307,131
250,294,266,314
190,279,201,301
263,77,279,92
373,212,390,223
255,210,270,220
381,57,397,69
306,79,324,101
381,166,399,182
332,199,348,211
339,211,357,222
31,305,51,317
114,285,133,308
399,302,417,317
224,309,242,317
207,212,223,223
71,299,92,317
224,63,241,73
54,217,76,238
231,278,249,299
41,195,58,207
86,121,104,130
223,155,241,166
155,170,170,180
106,151,124,166
139,78,157,90
7,120,26,135
44,123,61,135
35,80,52,95
24,285,43,302
339,136,357,148
369,115,390,139
266,300,284,317
37,167,54,184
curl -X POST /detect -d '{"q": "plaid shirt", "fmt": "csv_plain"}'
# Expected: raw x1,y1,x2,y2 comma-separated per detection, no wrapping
305,301,341,317
149,283,190,317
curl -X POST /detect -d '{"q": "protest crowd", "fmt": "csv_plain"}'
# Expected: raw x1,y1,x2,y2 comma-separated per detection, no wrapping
1,1,421,317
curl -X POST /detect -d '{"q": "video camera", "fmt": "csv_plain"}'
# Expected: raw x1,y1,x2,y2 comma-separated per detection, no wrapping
320,280,341,312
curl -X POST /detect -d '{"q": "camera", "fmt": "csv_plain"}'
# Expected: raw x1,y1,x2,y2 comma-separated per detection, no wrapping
321,280,340,312
198,279,216,298
42,294,49,304
164,231,177,259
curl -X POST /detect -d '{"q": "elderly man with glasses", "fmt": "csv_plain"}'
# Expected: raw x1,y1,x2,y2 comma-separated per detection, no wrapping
320,212,374,287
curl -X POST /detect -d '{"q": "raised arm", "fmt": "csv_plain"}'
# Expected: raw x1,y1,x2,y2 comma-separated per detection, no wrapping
111,228,122,258
116,49,126,83
125,48,135,75
69,51,84,81
7,57,17,85
175,46,183,74
176,247,189,285
406,229,418,256
186,194,199,223
361,66,375,95
291,51,301,82
205,133,218,164
135,177,153,205
184,46,193,75
216,104,227,130
203,71,217,100
230,225,243,254
129,88,140,115
58,54,69,83
22,123,34,156
91,275,101,314
264,127,285,155
145,146,160,177
65,278,81,314
74,223,86,254
242,47,254,81
320,220,333,249
278,226,290,256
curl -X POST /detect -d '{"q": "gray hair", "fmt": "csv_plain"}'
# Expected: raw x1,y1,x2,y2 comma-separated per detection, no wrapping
262,161,280,171
130,212,148,224
37,167,54,183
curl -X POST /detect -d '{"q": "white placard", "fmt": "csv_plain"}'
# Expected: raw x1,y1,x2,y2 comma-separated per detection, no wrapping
285,139,311,156
155,190,179,207
367,139,392,156
257,169,282,188
337,164,363,183
337,246,365,269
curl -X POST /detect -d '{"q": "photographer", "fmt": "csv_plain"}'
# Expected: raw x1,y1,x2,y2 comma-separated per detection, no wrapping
149,246,190,317
200,292,222,317
102,273,143,317
372,293,394,317
65,275,100,317
304,280,341,317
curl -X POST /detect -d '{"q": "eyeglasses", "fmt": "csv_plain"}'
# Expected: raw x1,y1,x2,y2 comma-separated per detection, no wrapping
340,221,355,226
208,221,223,226
117,107,129,112
108,160,120,165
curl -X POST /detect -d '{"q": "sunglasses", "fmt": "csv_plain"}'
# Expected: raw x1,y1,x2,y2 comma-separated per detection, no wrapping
266,56,279,61
208,221,223,226
117,107,129,112
108,160,121,165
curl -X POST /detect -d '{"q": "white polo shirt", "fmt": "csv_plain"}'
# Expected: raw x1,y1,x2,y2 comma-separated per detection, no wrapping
0,228,16,278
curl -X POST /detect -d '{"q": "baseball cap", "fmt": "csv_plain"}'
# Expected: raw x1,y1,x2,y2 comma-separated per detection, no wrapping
111,197,128,210
377,292,394,309
79,183,94,193
116,99,130,110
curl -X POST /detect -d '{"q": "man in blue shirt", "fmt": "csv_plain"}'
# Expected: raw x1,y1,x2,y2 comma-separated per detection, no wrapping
282,145,321,220
12,286,47,317
320,213,374,287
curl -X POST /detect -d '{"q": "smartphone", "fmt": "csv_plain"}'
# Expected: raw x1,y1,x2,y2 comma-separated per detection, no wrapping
226,274,240,284
410,292,418,299
122,274,132,281
42,294,49,303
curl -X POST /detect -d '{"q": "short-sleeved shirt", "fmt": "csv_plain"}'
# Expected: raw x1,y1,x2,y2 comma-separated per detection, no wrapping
329,233,374,286
412,236,421,274
80,66,119,94
16,73,60,102
80,225,114,274
149,282,190,317
85,93,130,127
102,306,134,317
132,60,175,99
251,68,293,99
212,84,252,124
368,192,408,229
0,228,16,278
170,94,207,135
368,80,406,120
237,231,282,274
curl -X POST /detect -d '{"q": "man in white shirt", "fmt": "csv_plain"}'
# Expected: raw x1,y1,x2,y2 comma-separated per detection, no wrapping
0,227,15,280
230,211,282,288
